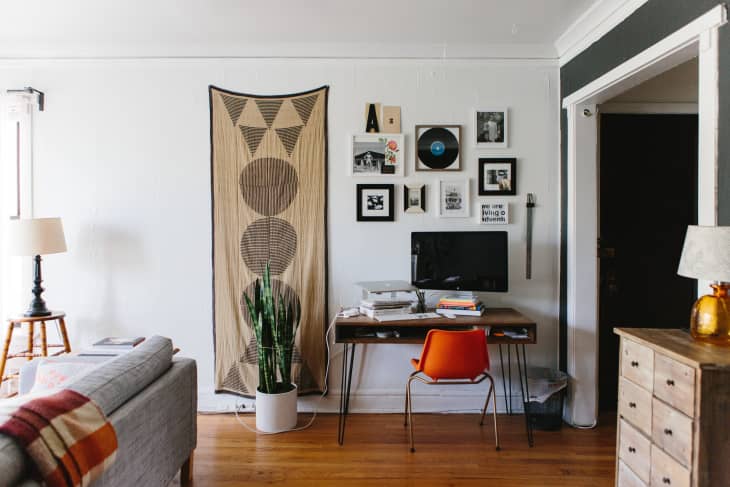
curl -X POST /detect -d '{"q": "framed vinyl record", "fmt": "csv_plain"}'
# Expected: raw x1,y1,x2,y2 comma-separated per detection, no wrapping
415,125,461,171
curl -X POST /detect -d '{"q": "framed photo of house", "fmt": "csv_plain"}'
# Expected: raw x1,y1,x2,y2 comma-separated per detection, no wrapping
404,184,426,214
438,179,470,218
357,184,395,221
351,133,404,176
478,158,516,196
474,108,508,148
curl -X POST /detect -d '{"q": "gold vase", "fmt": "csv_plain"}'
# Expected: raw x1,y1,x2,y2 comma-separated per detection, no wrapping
690,283,730,345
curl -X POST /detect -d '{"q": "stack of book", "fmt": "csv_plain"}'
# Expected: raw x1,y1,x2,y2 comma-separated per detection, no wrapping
435,296,485,316
79,337,145,356
359,299,413,319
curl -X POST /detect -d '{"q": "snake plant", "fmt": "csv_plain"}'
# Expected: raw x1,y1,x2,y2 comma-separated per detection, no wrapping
243,262,301,394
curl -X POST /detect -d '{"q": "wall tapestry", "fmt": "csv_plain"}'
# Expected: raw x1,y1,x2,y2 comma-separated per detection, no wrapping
209,85,329,396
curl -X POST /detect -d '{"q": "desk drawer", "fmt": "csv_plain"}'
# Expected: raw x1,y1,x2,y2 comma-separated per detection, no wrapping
619,377,652,435
618,460,648,487
619,418,651,484
653,353,695,418
621,339,654,391
651,444,690,487
652,398,693,468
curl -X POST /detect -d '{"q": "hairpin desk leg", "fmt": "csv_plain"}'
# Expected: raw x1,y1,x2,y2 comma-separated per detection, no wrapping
498,344,510,415
515,344,534,447
337,343,357,445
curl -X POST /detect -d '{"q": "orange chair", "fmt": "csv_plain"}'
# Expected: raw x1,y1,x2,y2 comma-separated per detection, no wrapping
404,329,500,452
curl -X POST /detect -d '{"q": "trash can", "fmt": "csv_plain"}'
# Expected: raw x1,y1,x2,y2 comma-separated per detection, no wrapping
526,367,568,431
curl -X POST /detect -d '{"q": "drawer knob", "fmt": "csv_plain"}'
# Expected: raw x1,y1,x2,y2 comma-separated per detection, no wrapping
628,402,637,408
628,446,636,453
663,477,671,485
666,379,675,386
630,361,639,367
664,428,673,436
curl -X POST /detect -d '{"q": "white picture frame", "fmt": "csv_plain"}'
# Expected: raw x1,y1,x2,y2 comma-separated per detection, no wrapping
350,133,404,177
473,108,508,148
438,179,470,218
480,201,509,224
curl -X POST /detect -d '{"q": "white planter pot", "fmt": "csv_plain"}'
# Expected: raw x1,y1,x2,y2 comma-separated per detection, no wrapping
255,384,298,433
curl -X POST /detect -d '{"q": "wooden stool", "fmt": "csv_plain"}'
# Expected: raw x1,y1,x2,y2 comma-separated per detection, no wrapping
0,311,71,381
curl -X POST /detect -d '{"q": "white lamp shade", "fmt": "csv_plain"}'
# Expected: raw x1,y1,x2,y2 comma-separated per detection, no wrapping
677,225,730,282
7,217,67,256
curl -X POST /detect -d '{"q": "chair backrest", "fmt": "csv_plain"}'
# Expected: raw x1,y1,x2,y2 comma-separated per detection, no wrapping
415,329,490,381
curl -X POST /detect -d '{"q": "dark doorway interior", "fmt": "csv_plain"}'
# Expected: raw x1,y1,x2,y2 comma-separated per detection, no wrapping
598,113,698,412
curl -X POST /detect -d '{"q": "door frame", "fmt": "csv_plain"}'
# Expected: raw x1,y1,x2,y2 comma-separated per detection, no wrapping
560,4,726,427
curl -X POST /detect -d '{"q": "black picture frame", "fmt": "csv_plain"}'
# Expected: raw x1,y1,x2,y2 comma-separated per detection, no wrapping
478,158,516,196
356,184,395,222
403,184,426,213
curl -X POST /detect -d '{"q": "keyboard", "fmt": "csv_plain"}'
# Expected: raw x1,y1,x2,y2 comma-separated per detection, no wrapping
374,312,441,322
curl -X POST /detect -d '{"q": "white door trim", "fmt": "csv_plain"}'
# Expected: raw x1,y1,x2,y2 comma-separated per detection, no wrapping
561,4,726,427
599,102,698,114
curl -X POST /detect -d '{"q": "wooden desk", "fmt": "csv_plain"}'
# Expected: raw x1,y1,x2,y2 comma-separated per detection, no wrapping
335,308,537,446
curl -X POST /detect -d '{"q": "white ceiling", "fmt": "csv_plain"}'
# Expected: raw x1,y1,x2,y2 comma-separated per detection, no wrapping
0,0,598,58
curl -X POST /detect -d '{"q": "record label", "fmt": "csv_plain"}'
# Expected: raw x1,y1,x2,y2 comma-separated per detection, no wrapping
417,127,459,170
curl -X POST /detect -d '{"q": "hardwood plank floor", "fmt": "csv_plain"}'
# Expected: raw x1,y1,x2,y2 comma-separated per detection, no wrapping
194,413,616,486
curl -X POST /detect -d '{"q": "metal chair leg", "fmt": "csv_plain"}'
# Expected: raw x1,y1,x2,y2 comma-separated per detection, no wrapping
407,374,416,452
490,374,501,451
479,383,493,426
403,381,410,427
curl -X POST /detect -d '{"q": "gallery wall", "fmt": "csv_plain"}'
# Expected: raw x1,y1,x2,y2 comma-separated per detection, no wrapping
0,58,560,412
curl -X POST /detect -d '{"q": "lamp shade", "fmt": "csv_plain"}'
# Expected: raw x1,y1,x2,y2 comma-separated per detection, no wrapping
677,225,730,282
7,217,67,256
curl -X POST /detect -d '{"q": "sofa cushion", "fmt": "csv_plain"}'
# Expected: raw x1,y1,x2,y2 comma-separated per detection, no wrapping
67,335,173,416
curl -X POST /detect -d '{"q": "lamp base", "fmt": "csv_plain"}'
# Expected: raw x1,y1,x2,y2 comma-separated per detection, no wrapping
24,254,53,317
690,283,730,345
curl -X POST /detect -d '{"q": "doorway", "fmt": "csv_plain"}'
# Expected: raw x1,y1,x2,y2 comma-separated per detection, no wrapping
597,113,698,411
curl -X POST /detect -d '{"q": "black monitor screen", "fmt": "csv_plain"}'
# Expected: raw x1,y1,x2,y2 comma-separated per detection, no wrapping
411,231,508,292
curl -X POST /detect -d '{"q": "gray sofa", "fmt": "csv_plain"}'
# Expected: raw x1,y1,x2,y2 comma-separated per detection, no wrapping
0,336,197,487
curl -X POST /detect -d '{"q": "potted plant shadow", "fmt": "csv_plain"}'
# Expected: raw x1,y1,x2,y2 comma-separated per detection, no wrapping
243,262,301,433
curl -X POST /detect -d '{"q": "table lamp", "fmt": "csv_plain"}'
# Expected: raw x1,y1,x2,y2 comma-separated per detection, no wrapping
677,225,730,345
7,217,67,317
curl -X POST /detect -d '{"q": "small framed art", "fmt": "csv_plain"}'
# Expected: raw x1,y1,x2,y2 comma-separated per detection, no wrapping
415,125,461,171
474,109,508,148
404,184,426,214
478,158,516,196
480,202,509,224
438,179,469,218
357,184,395,222
351,133,404,176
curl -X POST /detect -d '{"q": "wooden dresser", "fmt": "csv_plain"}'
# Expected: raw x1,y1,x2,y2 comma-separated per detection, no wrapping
614,328,730,487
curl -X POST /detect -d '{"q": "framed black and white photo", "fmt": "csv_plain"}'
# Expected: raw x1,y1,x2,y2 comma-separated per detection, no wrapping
404,184,426,214
474,109,508,148
356,184,395,221
351,133,404,176
415,125,461,171
438,179,469,218
478,158,516,196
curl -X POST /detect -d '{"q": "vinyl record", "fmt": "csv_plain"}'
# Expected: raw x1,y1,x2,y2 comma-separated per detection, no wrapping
417,127,459,169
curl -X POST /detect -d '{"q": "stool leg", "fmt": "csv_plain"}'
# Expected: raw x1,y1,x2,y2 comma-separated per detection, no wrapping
0,322,15,380
58,318,71,354
27,322,34,360
40,322,48,357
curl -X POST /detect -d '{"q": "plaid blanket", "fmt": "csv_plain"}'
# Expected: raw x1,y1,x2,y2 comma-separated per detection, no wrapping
0,389,117,487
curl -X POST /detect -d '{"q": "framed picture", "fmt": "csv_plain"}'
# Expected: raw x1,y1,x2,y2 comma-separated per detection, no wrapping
351,133,404,176
438,179,470,218
404,184,426,214
415,125,461,171
478,158,516,196
474,109,508,148
356,184,395,221
480,202,509,224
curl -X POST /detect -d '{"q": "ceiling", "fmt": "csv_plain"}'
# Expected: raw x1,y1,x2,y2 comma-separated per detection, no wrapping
0,0,597,58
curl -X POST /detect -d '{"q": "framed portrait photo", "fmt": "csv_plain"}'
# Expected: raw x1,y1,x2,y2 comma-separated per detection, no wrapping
351,133,404,176
404,184,426,214
438,179,470,218
474,109,508,148
415,125,461,171
478,158,516,196
356,184,395,221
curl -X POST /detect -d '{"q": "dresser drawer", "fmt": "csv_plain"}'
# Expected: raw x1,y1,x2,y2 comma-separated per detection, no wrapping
619,377,652,435
619,418,651,483
654,353,695,417
653,398,693,468
618,460,648,487
651,444,691,487
621,339,654,391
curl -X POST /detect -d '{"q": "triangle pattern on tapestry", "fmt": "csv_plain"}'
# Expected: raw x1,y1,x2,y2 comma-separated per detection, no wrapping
222,362,250,394
275,126,304,157
221,94,248,126
239,125,268,157
292,94,318,126
255,99,283,128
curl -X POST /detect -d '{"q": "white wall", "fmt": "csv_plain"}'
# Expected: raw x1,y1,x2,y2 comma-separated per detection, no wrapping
0,58,560,413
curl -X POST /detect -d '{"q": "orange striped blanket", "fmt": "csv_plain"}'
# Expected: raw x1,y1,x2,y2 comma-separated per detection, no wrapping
0,389,117,487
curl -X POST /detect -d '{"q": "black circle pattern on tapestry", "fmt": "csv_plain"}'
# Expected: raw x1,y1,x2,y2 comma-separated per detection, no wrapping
240,279,301,330
239,158,299,216
240,217,297,276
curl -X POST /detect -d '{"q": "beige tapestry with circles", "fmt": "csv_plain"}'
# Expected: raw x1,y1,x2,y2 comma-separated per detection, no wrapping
209,85,328,396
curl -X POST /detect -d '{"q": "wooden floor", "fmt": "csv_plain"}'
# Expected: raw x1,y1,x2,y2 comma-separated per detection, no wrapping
194,413,617,486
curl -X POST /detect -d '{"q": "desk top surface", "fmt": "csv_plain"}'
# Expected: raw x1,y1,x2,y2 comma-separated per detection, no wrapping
335,307,535,328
